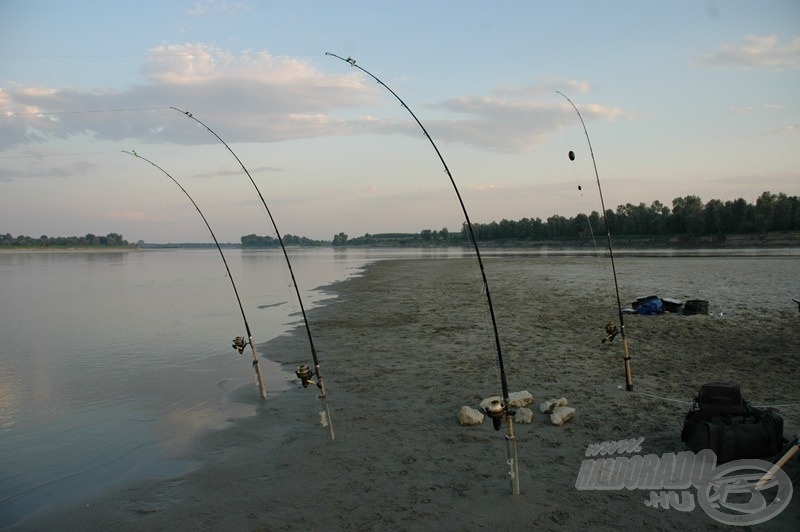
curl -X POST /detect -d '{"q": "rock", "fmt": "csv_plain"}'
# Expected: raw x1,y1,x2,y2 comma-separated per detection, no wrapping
539,397,568,413
508,390,534,408
550,406,576,426
457,405,485,426
514,407,533,424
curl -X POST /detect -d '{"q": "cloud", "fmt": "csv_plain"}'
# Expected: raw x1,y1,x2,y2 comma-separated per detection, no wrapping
0,160,95,182
1,44,378,149
421,85,628,153
188,1,251,17
694,34,800,70
727,104,783,114
762,124,799,136
467,184,498,193
191,165,283,179
335,80,627,154
0,44,627,155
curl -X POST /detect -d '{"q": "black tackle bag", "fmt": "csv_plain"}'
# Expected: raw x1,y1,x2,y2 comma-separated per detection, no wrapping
681,383,785,463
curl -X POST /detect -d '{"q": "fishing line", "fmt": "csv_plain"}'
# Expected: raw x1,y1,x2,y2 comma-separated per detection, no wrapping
624,387,800,409
121,149,267,400
557,91,633,391
0,150,124,159
556,98,584,196
557,96,617,347
556,94,608,280
622,388,693,405
559,99,606,280
170,106,336,440
327,53,521,495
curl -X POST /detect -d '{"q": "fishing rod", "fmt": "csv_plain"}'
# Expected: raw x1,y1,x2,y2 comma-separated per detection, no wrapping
556,91,633,392
170,107,335,440
326,52,520,494
756,431,799,490
121,149,267,400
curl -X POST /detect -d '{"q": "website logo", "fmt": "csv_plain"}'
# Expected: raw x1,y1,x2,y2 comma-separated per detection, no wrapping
575,438,792,526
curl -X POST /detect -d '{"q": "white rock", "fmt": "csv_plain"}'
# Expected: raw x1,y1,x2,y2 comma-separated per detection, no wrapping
514,407,534,424
539,397,569,414
550,406,576,426
457,405,485,426
508,390,534,408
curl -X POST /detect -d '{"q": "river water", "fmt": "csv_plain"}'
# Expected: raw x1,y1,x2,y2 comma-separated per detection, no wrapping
0,247,469,527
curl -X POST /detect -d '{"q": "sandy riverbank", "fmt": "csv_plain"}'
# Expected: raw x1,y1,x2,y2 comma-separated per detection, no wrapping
12,257,800,530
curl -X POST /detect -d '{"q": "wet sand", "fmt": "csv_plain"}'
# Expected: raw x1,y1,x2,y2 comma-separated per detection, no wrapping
12,257,800,530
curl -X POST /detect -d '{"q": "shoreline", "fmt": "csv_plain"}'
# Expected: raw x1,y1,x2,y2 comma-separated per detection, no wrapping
2,245,799,259
0,247,138,254
12,257,800,530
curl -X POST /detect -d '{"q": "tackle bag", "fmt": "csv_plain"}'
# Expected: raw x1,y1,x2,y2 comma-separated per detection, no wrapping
681,383,785,463
696,382,744,416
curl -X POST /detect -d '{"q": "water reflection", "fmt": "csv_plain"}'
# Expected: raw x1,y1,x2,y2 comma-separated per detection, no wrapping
0,363,21,430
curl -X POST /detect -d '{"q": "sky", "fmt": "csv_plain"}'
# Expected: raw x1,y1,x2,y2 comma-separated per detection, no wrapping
1,1,798,243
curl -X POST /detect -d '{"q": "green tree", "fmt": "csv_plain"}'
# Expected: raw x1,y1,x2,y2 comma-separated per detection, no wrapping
671,195,704,235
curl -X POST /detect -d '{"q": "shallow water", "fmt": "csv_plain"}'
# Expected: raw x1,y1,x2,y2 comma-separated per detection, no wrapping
0,246,797,526
0,247,470,527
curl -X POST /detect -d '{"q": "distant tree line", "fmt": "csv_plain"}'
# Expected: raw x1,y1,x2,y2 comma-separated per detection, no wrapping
467,191,799,242
0,232,130,247
332,191,799,246
240,233,328,248
14,192,790,250
334,229,454,247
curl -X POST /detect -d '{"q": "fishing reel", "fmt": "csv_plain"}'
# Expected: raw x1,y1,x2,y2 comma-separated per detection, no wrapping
295,364,317,388
602,322,619,344
232,336,249,354
483,398,506,431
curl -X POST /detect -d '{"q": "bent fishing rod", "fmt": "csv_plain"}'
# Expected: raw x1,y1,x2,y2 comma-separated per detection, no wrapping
556,91,633,392
122,149,267,400
170,107,335,440
327,52,520,494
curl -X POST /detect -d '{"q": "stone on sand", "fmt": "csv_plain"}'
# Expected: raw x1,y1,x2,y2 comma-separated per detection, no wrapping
457,405,485,426
550,406,576,426
514,407,534,424
508,390,534,407
539,397,568,413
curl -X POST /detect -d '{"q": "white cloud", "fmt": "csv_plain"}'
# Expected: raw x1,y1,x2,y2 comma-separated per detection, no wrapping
0,160,95,182
188,0,251,17
467,184,498,192
727,104,782,115
0,45,627,156
695,34,800,70
762,124,799,136
422,85,627,153
1,45,376,149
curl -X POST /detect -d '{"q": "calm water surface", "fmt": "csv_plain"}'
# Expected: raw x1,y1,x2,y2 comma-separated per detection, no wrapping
0,247,797,526
0,247,467,527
